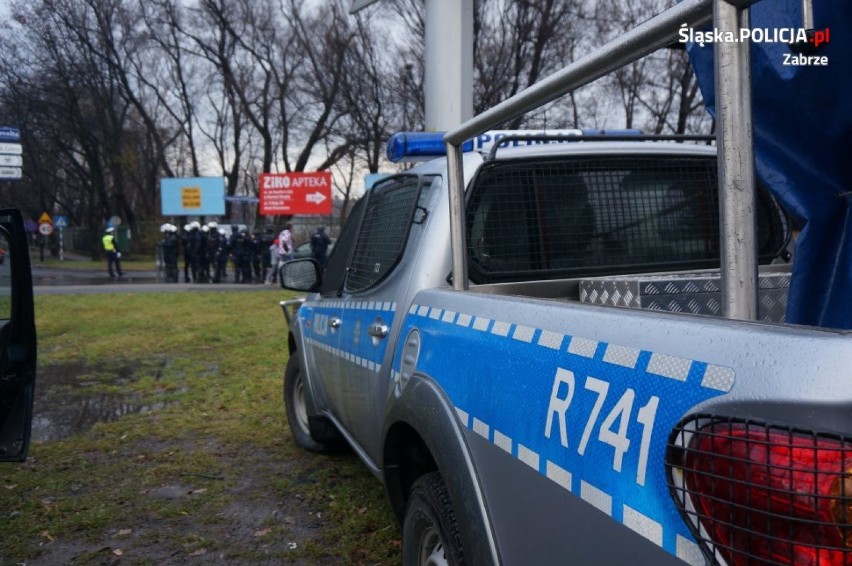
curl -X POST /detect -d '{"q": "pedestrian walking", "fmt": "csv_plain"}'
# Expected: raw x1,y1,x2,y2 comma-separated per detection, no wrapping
102,226,124,279
277,223,294,264
268,235,280,284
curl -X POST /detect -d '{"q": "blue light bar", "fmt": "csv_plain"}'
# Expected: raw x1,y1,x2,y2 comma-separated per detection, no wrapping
386,132,472,163
387,129,645,163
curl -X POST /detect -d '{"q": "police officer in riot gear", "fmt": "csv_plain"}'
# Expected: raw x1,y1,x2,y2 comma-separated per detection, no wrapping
181,224,193,283
230,229,248,283
251,230,263,283
228,225,240,282
162,224,180,283
310,226,332,268
212,229,230,283
261,227,275,283
205,222,220,281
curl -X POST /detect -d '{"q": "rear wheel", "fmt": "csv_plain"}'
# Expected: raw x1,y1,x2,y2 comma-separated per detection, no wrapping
283,354,330,453
403,472,464,566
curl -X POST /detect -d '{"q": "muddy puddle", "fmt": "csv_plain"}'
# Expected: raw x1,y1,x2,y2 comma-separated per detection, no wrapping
32,360,176,442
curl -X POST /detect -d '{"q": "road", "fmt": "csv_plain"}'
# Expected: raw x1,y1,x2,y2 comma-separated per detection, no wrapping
32,261,277,295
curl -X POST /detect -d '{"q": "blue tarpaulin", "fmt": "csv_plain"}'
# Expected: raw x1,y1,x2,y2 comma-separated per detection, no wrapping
686,0,852,329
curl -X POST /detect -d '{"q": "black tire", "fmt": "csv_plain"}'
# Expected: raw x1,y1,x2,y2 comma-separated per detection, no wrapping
403,472,465,566
283,354,330,453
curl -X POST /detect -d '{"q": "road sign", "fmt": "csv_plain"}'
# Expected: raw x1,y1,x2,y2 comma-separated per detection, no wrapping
0,137,23,179
0,166,21,180
160,177,226,215
54,215,68,228
0,154,22,167
0,126,20,143
224,195,260,203
38,222,53,236
0,143,22,155
39,212,52,224
259,172,333,215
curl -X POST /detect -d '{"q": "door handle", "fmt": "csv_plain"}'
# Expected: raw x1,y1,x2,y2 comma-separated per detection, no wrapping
368,322,389,339
330,317,342,329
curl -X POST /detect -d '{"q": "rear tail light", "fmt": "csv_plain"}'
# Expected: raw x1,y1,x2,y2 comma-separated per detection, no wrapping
668,417,852,565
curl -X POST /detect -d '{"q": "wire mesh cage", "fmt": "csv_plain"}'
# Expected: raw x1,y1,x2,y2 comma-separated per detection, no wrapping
345,175,421,293
465,156,788,284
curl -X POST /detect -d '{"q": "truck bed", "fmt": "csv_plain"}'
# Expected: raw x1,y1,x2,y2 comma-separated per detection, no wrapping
471,263,793,323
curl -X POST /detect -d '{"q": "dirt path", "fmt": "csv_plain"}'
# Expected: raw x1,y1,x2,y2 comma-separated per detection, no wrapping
4,348,400,564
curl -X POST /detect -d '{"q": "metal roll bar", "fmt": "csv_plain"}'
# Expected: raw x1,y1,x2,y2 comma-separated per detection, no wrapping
444,0,760,321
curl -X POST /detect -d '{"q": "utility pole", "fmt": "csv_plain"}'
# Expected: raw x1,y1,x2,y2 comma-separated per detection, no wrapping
424,0,473,130
350,0,474,131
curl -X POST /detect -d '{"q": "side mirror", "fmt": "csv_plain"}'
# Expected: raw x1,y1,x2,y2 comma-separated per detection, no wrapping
279,259,321,292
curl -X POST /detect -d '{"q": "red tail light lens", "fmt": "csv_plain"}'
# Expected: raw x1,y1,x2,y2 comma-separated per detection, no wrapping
670,419,852,565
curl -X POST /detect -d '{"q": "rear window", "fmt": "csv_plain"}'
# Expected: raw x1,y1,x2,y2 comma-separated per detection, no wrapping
465,155,788,284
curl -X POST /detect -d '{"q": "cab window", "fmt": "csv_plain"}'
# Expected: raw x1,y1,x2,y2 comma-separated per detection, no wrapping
344,175,423,293
466,155,789,284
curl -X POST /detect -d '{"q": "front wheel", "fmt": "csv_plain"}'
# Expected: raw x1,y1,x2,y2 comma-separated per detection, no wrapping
283,354,331,453
403,472,465,566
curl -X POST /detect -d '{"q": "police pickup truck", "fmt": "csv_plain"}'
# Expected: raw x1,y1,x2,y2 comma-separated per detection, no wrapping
278,1,851,564
278,129,840,564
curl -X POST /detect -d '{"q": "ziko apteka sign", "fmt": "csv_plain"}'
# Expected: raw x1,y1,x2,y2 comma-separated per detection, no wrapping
259,172,332,216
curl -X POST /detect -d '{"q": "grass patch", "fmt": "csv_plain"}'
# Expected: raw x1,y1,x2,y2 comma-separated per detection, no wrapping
1,291,400,564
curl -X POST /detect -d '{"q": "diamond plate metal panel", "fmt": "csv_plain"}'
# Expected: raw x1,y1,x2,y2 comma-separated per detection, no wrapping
579,271,790,322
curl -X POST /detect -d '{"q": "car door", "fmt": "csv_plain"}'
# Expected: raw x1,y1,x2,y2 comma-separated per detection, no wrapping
335,175,431,455
297,197,368,425
0,209,37,462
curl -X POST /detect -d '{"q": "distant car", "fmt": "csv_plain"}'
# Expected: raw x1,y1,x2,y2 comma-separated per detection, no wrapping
292,239,335,260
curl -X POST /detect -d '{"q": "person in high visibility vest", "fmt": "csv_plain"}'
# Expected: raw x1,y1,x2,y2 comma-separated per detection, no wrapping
103,227,124,279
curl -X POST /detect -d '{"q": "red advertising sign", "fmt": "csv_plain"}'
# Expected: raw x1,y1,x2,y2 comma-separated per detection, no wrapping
259,172,333,215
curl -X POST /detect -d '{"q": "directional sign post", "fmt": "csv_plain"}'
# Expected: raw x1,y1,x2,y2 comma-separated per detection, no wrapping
0,126,22,180
0,126,20,142
0,154,22,167
258,172,333,216
0,167,21,180
38,215,54,261
54,215,68,262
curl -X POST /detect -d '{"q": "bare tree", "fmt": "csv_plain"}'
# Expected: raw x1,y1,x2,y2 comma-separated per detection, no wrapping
286,0,354,173
635,47,706,134
0,0,714,248
0,0,144,256
591,0,710,134
138,0,205,177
